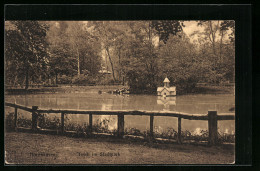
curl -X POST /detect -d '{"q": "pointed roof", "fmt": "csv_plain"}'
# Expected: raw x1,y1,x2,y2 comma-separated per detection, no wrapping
163,77,170,83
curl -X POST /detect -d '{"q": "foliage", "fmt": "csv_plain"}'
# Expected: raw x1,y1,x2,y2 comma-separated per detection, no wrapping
220,20,235,43
5,21,50,88
125,127,143,136
71,74,89,85
38,114,61,130
151,20,184,43
96,76,117,85
17,116,32,128
157,34,200,93
59,75,72,84
5,112,32,131
46,21,101,83
5,112,15,131
71,74,99,85
121,21,160,93
154,127,178,139
5,20,235,93
195,20,235,84
5,112,235,144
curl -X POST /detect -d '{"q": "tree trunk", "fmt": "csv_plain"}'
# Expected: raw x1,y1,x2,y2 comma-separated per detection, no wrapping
77,48,80,76
208,21,216,55
118,48,121,81
219,29,224,62
55,72,58,85
106,47,116,81
25,68,29,90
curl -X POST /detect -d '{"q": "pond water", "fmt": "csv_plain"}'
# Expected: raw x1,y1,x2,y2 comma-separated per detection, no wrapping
5,89,235,135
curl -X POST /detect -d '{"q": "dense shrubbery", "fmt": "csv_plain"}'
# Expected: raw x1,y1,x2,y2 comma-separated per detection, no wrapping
58,74,120,86
59,74,99,85
71,74,89,85
59,75,72,84
5,112,15,131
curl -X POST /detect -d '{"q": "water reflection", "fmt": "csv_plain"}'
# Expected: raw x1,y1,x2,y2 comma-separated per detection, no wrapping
5,92,235,134
157,96,176,110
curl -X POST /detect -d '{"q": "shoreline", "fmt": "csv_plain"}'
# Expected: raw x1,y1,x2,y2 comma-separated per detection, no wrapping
5,84,235,95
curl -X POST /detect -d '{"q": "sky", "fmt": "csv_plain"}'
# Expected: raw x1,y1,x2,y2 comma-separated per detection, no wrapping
182,20,232,43
182,21,204,36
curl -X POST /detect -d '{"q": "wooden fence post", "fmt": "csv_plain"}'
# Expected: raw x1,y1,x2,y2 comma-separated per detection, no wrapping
117,114,124,138
178,116,182,144
61,113,65,134
89,114,93,135
14,107,18,130
150,115,154,137
208,111,218,145
31,106,38,131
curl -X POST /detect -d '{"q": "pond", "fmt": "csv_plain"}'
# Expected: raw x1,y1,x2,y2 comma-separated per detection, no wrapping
5,88,235,135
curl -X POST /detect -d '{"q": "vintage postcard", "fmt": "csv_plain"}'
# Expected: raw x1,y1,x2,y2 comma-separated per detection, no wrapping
4,5,243,165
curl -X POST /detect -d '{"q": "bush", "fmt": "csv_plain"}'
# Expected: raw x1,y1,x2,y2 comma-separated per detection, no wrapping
5,112,15,131
38,113,60,130
5,112,32,130
59,75,72,84
17,116,32,128
126,71,157,94
71,74,88,85
96,76,116,85
71,74,98,85
125,128,143,136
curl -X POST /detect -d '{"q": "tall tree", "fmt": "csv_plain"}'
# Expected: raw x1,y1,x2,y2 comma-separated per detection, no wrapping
47,21,102,83
5,21,49,89
158,33,200,92
196,20,235,83
89,21,129,82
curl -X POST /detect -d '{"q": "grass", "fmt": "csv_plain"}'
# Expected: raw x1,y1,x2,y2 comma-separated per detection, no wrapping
5,112,235,164
5,132,235,164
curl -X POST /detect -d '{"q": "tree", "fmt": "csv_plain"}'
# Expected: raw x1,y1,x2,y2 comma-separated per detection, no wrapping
158,33,200,93
5,21,49,89
196,20,235,84
220,20,235,44
89,21,131,82
122,21,160,92
151,20,184,44
47,21,102,84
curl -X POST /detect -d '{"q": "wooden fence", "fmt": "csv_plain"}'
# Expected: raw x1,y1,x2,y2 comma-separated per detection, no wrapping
5,102,235,145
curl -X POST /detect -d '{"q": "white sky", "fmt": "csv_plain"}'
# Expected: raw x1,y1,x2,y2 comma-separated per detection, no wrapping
182,21,204,36
182,20,232,43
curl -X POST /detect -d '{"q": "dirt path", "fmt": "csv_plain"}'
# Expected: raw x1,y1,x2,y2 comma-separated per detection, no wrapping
5,132,234,165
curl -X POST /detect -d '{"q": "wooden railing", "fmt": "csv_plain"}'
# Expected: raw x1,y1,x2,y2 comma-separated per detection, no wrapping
5,102,235,145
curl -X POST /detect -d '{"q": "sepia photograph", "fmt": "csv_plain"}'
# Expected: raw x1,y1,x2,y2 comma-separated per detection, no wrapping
4,19,236,165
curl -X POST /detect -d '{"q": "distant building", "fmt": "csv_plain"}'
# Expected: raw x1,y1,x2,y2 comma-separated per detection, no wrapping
157,77,176,96
98,67,112,75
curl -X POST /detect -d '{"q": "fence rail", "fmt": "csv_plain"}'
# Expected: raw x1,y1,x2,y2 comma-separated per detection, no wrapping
5,102,235,145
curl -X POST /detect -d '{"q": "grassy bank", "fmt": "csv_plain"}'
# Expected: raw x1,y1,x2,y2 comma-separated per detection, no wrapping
5,84,234,95
5,85,127,95
187,85,235,95
5,132,235,164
